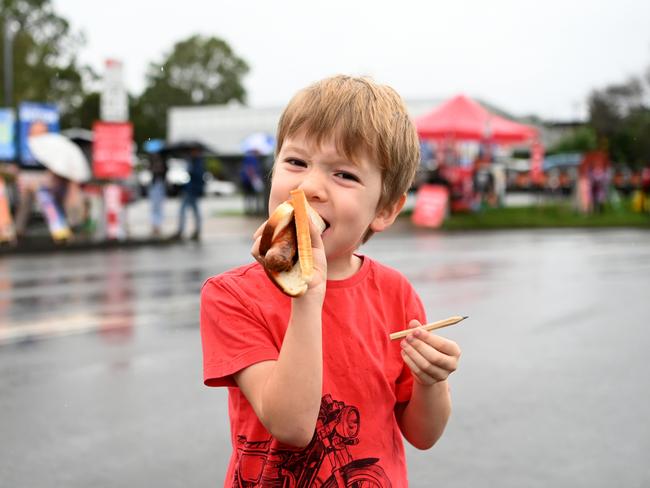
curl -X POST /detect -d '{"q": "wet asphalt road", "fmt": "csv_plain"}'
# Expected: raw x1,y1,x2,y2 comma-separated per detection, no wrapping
1,215,649,487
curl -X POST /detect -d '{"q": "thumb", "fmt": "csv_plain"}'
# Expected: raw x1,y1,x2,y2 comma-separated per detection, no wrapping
408,319,423,329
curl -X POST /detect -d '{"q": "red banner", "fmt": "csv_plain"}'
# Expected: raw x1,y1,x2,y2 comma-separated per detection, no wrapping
412,184,449,228
530,140,544,185
92,122,133,179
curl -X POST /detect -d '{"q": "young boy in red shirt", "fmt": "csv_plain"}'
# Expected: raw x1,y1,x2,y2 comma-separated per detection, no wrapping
201,75,462,487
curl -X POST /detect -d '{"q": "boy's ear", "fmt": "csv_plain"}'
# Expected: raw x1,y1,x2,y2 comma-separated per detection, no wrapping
370,193,407,233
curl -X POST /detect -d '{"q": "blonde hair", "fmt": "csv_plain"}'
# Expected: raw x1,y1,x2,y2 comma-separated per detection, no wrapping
276,75,420,218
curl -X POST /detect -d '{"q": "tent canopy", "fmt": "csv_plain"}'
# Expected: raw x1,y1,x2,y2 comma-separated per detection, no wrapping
415,94,537,144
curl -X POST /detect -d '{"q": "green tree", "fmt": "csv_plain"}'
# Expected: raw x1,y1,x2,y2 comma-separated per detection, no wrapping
548,126,598,154
588,77,643,138
0,0,90,124
609,108,650,166
71,91,100,129
132,35,249,145
587,69,650,168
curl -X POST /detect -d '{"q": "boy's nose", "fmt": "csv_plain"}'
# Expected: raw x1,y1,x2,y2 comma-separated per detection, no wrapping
297,171,327,202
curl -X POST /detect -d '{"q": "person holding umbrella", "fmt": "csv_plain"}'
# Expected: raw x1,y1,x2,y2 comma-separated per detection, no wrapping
15,131,90,240
173,146,205,241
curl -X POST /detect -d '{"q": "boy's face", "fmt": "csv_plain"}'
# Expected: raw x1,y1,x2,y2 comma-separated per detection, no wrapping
269,131,400,270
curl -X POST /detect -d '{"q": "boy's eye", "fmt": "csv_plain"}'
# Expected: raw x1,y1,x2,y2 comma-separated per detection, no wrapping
286,158,307,167
335,171,360,182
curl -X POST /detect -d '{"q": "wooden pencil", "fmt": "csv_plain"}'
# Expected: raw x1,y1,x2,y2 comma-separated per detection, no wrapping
389,315,467,341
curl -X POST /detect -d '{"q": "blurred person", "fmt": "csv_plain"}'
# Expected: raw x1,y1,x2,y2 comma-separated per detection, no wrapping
0,164,18,243
173,148,205,241
426,161,451,191
148,153,168,237
547,170,561,198
63,179,85,231
200,75,461,485
240,149,265,215
640,165,650,213
559,170,573,197
472,155,495,209
14,170,61,237
14,168,81,240
578,139,610,214
613,168,633,198
588,153,610,214
13,176,37,239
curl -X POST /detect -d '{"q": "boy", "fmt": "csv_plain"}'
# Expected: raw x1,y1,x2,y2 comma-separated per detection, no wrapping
201,75,461,487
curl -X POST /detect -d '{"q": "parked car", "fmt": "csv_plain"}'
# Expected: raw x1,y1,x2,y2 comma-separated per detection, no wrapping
136,157,235,197
203,172,237,196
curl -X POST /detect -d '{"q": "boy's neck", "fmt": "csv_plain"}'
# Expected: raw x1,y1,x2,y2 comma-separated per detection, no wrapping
326,254,363,281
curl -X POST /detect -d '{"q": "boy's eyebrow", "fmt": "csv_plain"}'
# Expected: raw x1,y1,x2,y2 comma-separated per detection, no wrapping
282,144,361,168
281,144,311,158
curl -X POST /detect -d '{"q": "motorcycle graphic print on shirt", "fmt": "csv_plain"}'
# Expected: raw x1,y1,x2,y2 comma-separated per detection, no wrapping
232,394,392,488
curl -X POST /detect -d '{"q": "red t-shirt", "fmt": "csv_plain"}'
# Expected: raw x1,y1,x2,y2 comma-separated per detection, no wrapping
201,256,426,487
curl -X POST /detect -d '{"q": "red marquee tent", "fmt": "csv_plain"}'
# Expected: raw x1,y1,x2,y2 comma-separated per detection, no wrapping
415,94,538,144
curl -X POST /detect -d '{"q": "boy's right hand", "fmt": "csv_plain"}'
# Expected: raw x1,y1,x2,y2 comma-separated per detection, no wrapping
251,217,327,299
303,215,327,295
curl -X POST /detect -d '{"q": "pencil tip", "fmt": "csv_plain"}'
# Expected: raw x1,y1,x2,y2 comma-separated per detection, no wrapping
462,315,469,320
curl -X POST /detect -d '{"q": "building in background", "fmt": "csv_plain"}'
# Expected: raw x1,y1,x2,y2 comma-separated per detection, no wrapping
167,99,445,156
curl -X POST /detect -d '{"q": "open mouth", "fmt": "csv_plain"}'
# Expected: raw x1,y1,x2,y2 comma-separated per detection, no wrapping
322,218,331,230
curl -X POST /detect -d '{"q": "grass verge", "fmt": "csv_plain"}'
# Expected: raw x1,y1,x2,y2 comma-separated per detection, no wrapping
433,204,650,230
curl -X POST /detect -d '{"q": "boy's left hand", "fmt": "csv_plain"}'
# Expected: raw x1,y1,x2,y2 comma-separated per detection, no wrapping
400,319,461,386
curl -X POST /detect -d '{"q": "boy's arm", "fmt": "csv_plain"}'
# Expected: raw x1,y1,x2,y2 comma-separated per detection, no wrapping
395,321,461,450
233,219,327,448
234,293,323,448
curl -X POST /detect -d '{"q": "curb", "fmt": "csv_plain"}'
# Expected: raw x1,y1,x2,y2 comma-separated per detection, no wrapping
0,236,183,256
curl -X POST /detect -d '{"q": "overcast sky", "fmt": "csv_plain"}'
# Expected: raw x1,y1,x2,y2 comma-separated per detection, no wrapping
53,0,650,121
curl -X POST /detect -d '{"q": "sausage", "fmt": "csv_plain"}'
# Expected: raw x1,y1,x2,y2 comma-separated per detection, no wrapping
263,224,297,272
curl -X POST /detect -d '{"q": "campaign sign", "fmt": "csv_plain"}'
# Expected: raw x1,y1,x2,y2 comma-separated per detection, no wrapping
100,59,128,122
18,102,60,166
411,184,449,229
0,108,16,160
92,122,133,179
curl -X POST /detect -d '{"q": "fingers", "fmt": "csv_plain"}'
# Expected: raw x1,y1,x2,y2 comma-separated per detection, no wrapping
400,349,449,386
400,327,461,385
250,235,264,265
406,319,462,357
308,216,325,251
252,221,266,240
251,220,268,265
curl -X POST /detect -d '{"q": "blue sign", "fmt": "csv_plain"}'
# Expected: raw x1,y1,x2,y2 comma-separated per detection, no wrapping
0,108,15,160
18,102,60,166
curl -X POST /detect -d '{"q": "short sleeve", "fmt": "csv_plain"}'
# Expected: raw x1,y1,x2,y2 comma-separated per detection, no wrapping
200,276,280,387
394,280,427,403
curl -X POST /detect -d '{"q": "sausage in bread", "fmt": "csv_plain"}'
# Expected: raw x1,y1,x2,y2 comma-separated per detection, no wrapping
259,190,326,297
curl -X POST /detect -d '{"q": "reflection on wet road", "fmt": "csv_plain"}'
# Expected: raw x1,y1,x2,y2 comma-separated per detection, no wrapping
0,239,252,343
1,227,649,487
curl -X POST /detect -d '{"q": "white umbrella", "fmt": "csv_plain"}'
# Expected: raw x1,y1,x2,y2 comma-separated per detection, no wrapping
241,132,275,155
28,133,91,182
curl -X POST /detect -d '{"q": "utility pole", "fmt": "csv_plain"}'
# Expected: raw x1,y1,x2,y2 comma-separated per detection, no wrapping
3,16,15,107
2,16,18,165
